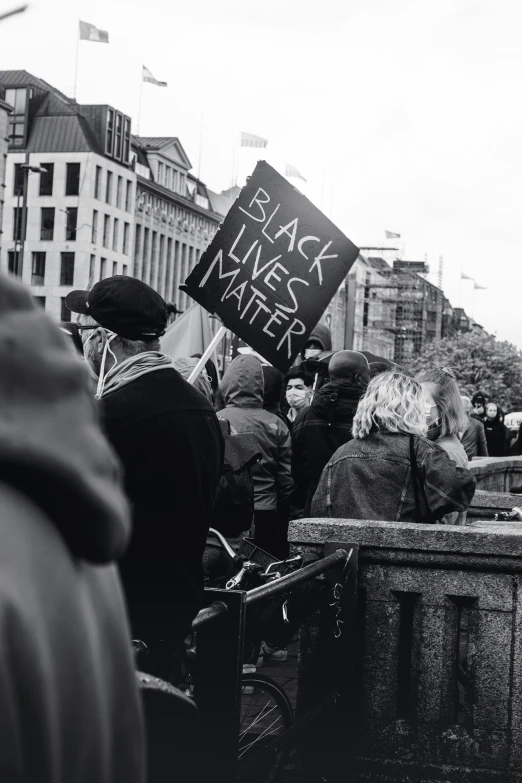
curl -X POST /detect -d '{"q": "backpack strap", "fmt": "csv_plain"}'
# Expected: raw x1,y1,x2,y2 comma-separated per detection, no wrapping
409,435,433,524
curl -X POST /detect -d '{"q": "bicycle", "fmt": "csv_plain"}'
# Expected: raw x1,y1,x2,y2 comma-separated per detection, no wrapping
204,528,308,782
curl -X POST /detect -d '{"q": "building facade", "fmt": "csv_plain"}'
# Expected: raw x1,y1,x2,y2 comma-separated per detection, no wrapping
0,88,12,254
0,70,136,321
131,137,223,311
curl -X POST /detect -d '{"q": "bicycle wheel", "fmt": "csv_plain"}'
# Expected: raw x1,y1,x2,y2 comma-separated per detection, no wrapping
238,673,294,783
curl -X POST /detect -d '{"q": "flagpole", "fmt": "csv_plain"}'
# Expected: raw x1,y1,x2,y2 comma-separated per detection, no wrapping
73,24,80,100
137,69,144,136
197,114,204,180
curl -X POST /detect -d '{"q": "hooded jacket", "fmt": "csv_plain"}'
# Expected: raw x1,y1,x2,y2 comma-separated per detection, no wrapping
291,379,365,515
302,322,332,355
218,355,293,511
484,408,510,457
0,273,144,783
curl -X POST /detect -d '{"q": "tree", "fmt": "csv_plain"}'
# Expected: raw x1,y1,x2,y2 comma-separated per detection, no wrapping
405,331,522,412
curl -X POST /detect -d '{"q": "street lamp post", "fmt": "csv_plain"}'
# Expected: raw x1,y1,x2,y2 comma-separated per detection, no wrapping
17,162,48,279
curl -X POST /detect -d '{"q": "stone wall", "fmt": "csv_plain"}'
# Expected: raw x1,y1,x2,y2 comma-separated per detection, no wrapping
290,518,522,782
470,456,522,493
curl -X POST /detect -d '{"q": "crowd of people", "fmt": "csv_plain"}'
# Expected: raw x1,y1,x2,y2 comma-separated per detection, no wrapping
0,270,518,778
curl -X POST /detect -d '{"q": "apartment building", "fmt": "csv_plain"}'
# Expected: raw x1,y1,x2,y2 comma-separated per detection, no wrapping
0,70,136,321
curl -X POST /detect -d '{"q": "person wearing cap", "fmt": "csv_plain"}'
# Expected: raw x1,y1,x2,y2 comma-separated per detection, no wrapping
66,276,224,682
291,350,371,517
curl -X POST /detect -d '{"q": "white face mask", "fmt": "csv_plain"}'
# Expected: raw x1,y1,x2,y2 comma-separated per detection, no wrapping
286,388,309,409
304,348,321,359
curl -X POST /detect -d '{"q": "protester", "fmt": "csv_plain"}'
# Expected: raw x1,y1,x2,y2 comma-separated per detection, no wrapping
262,364,287,424
218,354,293,558
416,368,469,467
301,322,332,360
460,396,488,459
311,371,476,522
484,402,510,457
0,272,144,782
67,276,224,682
292,350,371,516
417,368,470,524
284,365,314,427
472,392,488,421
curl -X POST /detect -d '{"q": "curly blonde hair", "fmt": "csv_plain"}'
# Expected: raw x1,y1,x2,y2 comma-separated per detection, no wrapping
352,371,427,439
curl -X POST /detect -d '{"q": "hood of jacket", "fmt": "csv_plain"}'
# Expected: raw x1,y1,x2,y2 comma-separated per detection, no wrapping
0,273,131,564
311,379,365,423
220,354,264,409
305,323,332,353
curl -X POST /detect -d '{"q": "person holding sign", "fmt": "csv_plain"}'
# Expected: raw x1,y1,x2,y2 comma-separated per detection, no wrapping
218,354,293,558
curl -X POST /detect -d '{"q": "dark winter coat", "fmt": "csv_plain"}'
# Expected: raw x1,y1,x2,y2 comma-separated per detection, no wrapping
262,364,286,424
484,418,510,457
218,355,293,512
291,379,365,515
461,418,489,459
0,273,144,783
101,367,224,649
311,431,476,523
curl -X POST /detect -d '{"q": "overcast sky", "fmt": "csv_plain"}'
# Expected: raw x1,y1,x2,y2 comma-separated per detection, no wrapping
1,0,520,344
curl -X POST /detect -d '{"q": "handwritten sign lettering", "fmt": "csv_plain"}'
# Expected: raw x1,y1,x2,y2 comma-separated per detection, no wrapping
182,161,359,373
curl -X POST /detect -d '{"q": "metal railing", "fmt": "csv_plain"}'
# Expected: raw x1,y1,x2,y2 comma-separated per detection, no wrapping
192,542,358,783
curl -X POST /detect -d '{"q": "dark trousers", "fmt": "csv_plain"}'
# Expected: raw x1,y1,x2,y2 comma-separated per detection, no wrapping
254,510,289,559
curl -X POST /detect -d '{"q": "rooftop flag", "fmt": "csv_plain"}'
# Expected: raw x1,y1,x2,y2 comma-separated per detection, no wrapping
143,66,167,87
286,163,307,182
385,230,401,239
79,20,109,43
241,132,268,148
461,272,473,280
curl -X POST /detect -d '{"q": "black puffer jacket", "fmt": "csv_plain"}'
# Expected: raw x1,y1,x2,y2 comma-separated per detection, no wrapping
291,380,365,516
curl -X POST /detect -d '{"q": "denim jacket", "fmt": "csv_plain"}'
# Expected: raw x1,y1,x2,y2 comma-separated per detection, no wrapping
311,430,476,523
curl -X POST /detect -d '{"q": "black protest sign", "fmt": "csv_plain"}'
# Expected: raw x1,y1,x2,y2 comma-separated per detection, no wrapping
182,161,359,373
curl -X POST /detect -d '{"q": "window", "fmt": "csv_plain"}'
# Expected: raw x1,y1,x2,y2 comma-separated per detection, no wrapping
8,251,21,277
39,163,54,196
31,252,46,285
158,162,164,185
100,258,107,280
89,254,96,284
115,114,123,159
65,163,81,196
60,253,75,286
95,166,102,199
112,261,118,276
92,210,98,244
112,218,119,252
125,180,132,212
33,296,46,309
13,206,24,241
103,215,110,248
122,264,128,276
123,222,130,255
106,109,114,154
60,298,71,322
66,207,78,241
40,208,55,240
13,163,24,195
105,171,113,204
123,118,131,162
6,88,30,147
116,176,123,209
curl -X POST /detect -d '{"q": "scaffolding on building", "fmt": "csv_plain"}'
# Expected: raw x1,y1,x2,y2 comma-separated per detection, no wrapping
360,259,444,364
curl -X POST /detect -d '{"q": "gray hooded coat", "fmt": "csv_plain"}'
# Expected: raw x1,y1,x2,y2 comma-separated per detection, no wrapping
219,355,293,511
